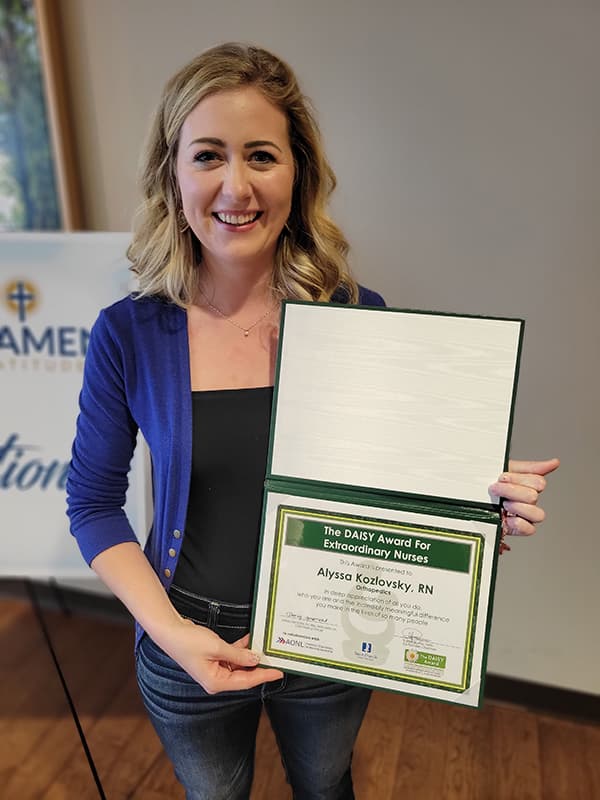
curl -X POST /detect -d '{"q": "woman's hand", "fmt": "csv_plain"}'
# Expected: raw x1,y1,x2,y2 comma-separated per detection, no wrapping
488,458,560,544
89,543,283,695
158,618,284,695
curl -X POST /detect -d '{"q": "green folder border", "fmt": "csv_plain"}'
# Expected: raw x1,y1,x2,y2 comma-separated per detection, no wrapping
250,301,524,708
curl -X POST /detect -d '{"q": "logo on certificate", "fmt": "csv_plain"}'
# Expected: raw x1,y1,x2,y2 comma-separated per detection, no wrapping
404,649,447,671
340,591,394,665
276,635,304,648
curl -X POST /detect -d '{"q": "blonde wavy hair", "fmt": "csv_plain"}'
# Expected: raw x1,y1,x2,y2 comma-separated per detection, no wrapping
127,42,358,306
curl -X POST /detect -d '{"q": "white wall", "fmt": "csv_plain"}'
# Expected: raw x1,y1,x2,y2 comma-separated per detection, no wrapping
57,0,599,694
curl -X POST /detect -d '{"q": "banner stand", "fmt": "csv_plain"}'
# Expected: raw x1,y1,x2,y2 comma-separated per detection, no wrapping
1,235,146,797
24,579,106,800
48,577,70,616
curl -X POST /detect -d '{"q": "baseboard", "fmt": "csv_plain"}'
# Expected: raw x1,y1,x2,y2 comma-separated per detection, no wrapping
484,673,599,723
2,578,597,722
0,577,132,622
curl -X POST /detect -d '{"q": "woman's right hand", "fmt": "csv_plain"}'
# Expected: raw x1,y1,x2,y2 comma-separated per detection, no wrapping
89,543,283,694
156,617,284,694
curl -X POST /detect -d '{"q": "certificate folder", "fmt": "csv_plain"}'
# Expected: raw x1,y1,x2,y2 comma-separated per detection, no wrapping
251,301,523,708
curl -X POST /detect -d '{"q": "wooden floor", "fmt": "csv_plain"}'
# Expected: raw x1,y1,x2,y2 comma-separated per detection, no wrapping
2,597,599,800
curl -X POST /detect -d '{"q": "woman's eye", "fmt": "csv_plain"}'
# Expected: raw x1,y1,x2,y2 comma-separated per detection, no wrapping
193,150,221,164
250,150,276,164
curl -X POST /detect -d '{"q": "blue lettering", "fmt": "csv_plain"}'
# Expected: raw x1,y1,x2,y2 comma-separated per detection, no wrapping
0,433,69,491
0,326,19,355
0,326,90,356
55,463,70,489
58,327,77,356
16,461,44,489
22,326,54,355
39,460,59,488
80,328,90,356
0,433,20,462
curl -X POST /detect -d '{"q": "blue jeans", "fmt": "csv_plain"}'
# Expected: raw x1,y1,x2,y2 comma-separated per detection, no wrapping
135,585,371,800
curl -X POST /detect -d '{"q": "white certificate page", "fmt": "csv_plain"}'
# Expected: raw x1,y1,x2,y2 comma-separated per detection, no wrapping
252,492,498,708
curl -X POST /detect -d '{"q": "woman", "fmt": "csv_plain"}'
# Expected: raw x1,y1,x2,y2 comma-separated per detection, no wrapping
67,43,558,800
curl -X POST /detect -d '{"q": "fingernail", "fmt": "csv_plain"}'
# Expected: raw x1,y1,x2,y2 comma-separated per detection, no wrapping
249,652,260,664
499,474,510,482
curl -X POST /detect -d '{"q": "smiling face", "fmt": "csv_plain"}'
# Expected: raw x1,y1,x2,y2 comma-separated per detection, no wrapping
176,87,295,277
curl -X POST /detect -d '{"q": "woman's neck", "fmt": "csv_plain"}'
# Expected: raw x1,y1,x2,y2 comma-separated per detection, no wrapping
195,258,276,314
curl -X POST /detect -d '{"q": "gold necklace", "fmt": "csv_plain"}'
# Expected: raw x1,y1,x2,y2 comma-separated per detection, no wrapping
198,287,278,338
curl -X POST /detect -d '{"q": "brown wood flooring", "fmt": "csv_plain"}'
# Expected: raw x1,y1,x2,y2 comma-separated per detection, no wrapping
1,598,598,800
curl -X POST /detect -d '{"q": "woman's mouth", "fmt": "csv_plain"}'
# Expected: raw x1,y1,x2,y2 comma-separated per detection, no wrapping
213,211,262,227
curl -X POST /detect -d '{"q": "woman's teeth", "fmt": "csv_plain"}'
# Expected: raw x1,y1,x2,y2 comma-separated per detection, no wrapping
215,212,260,225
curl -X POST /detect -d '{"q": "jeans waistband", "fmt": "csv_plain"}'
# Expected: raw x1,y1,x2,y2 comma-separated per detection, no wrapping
169,584,252,632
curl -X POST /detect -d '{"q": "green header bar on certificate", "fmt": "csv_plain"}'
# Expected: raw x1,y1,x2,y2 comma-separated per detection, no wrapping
283,514,472,573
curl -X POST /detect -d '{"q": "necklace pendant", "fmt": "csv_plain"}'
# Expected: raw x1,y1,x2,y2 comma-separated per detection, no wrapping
243,330,249,337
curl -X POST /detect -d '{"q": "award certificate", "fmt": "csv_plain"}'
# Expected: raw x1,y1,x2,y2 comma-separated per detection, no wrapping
251,302,523,708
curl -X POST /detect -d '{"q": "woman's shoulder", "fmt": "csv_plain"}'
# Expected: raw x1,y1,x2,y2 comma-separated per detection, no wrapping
331,285,386,307
357,285,386,307
89,295,186,360
97,293,185,329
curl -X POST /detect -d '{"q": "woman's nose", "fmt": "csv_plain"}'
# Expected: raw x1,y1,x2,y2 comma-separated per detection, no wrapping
221,160,251,201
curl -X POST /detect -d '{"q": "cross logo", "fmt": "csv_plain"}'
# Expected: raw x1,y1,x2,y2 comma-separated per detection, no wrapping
5,280,38,322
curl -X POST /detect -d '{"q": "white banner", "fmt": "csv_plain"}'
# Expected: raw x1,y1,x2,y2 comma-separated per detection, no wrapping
0,233,151,577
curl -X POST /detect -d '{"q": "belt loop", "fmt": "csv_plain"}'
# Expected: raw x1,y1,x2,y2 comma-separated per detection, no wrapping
207,601,220,630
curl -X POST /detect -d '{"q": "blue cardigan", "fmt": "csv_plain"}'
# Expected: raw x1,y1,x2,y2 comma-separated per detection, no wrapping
66,287,385,645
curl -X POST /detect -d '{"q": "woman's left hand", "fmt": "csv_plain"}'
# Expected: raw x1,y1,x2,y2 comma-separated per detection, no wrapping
488,458,560,539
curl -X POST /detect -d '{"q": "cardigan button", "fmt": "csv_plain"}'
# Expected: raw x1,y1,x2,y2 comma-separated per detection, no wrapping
173,529,182,539
168,548,176,558
164,568,171,578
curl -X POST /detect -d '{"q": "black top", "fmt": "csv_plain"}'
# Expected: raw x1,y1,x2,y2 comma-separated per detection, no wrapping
173,386,274,604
